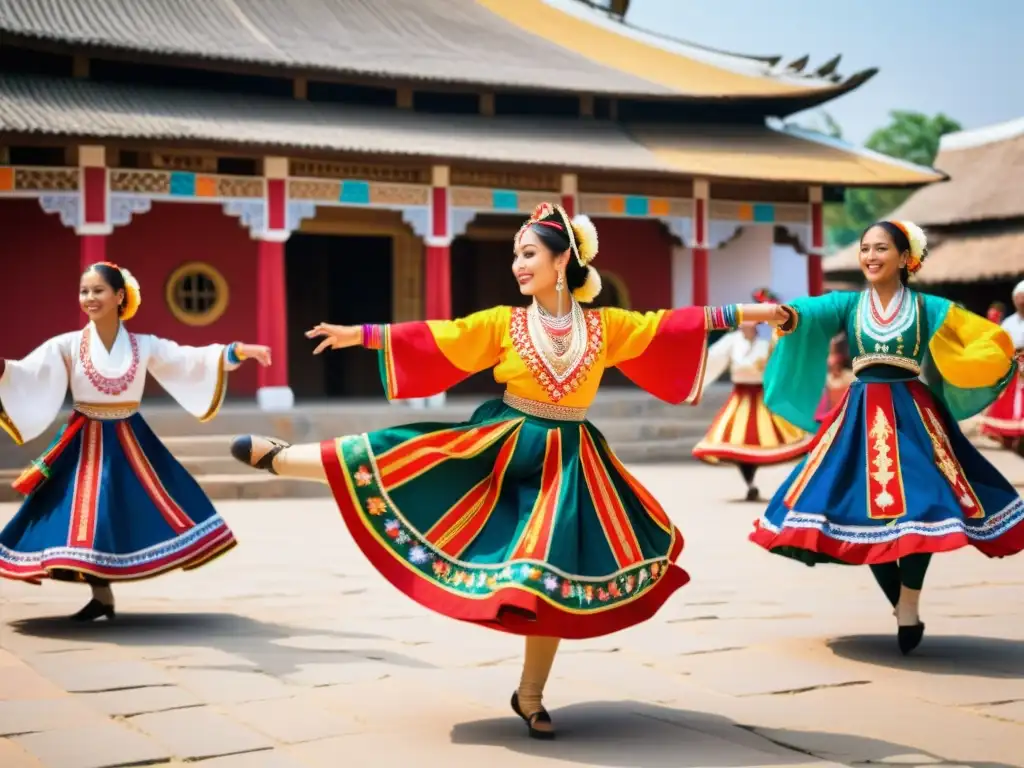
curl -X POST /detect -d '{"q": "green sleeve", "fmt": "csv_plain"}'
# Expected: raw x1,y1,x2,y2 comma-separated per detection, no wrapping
764,292,857,432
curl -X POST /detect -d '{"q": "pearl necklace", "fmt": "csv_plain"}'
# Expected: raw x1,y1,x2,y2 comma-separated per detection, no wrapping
527,299,587,381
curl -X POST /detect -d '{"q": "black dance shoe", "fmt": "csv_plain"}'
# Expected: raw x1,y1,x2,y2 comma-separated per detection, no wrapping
230,435,289,475
745,486,761,502
511,691,555,740
897,622,925,655
70,599,115,622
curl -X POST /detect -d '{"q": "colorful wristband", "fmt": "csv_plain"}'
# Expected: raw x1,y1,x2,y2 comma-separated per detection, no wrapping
362,325,384,350
705,305,741,331
226,343,245,365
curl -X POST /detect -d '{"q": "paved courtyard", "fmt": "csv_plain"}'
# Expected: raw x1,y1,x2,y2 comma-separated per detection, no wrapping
1,456,1023,768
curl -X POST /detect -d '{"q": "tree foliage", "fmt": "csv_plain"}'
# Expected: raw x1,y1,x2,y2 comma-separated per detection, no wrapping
787,110,962,250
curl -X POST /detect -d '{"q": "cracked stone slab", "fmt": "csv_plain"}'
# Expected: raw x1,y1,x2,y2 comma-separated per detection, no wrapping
228,695,362,743
0,737,43,768
25,658,173,693
193,750,311,768
13,722,171,768
77,685,203,716
0,665,68,701
282,660,394,687
130,706,274,760
0,698,107,736
171,668,293,705
671,648,871,697
976,700,1024,723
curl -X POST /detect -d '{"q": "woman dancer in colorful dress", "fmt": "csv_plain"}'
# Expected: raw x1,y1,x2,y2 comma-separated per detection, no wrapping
750,220,1024,655
692,288,812,501
230,203,784,738
0,262,270,621
980,293,1024,451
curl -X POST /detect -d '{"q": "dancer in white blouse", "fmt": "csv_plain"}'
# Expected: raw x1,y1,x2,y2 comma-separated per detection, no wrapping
692,289,812,500
0,262,270,621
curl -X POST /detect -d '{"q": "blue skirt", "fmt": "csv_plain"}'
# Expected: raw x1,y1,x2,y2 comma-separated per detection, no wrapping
751,378,1024,564
0,412,235,583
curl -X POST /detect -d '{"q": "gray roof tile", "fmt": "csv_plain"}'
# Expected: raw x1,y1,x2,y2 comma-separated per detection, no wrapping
0,0,674,95
0,75,668,171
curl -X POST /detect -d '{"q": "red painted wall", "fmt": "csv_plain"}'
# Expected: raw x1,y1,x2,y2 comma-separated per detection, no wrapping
1,199,259,395
108,202,259,395
592,218,673,310
1,200,80,358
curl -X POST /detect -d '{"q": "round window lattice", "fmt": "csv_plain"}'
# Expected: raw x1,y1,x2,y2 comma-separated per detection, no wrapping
165,262,229,326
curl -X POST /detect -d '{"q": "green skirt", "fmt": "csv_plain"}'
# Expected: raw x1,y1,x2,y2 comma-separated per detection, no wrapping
320,398,688,639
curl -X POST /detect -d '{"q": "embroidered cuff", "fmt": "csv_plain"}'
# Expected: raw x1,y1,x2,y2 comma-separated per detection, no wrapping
776,305,799,336
362,324,385,350
704,305,741,331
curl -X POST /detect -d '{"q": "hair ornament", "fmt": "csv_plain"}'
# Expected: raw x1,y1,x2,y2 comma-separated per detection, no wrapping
572,266,602,303
887,220,928,274
752,287,779,304
569,214,599,266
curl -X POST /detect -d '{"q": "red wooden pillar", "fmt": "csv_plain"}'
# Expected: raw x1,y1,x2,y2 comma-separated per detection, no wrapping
78,146,109,274
808,186,825,296
255,157,293,411
560,173,577,218
425,165,452,321
691,180,709,307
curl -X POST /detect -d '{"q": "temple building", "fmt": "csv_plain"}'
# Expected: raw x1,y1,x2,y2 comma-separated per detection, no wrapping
0,0,943,408
826,117,1024,312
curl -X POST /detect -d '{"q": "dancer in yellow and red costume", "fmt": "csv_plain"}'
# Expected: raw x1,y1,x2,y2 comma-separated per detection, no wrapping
692,288,812,500
228,202,787,739
980,291,1024,450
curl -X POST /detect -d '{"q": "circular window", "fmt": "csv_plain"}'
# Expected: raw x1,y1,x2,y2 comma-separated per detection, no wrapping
165,262,229,326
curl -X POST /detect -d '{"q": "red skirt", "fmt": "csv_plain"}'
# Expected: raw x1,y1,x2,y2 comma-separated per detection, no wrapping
692,383,813,465
980,372,1024,440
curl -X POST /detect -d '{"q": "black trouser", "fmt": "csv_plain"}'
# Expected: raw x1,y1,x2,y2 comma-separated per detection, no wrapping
869,554,932,606
738,464,757,487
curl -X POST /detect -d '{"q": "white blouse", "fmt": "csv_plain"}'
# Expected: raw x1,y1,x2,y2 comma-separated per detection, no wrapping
0,323,238,444
702,330,771,393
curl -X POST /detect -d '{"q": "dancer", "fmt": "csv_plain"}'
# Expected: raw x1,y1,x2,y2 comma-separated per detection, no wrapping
230,203,784,738
751,220,1024,655
0,262,270,620
692,288,812,501
980,291,1024,451
813,334,855,425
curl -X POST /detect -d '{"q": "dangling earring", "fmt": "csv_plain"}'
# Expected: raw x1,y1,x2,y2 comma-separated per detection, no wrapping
556,272,565,317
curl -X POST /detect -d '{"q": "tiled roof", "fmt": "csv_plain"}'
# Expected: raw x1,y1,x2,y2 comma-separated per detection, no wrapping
889,118,1024,226
0,0,872,103
0,76,666,172
0,75,945,187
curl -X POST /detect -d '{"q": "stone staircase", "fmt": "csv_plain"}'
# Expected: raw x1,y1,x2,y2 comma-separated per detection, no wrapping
0,385,733,501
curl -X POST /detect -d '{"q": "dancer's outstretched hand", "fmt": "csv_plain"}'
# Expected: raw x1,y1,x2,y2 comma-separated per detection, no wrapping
236,344,272,366
305,323,359,354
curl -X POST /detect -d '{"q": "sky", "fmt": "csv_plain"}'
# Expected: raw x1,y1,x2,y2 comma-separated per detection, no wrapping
625,0,1024,145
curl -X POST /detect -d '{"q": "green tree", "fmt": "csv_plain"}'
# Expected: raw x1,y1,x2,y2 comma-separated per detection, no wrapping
841,111,962,243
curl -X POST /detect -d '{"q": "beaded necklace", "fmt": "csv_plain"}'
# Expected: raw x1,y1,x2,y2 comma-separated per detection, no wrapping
527,299,587,380
80,325,140,396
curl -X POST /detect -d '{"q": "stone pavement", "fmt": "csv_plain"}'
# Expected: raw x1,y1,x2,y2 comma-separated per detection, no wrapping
1,454,1024,768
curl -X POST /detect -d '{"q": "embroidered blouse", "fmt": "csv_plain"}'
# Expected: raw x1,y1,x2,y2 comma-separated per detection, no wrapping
764,288,1016,431
364,304,739,410
0,323,239,445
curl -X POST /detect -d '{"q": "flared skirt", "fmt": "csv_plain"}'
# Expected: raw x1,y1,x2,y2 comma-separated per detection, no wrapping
320,398,688,639
980,373,1024,440
0,413,236,583
692,383,812,465
751,379,1024,565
